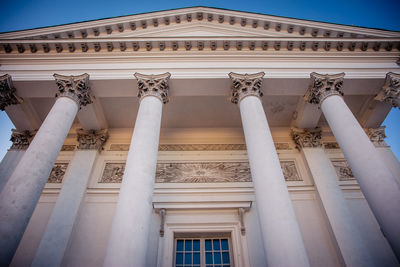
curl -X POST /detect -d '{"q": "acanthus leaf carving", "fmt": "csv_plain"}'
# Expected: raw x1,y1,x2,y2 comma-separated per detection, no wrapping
53,73,93,108
10,129,35,150
134,72,171,104
0,74,23,111
47,163,68,183
375,72,400,108
304,72,345,105
365,126,388,147
229,72,265,104
77,129,109,151
291,128,322,150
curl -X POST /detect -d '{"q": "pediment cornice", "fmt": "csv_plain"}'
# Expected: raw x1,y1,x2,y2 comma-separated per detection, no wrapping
0,7,399,55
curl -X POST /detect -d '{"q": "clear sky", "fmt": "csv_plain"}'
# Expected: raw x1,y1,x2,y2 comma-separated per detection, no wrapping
0,0,399,160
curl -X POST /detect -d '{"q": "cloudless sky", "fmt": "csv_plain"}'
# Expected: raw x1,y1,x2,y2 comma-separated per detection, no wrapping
0,0,399,160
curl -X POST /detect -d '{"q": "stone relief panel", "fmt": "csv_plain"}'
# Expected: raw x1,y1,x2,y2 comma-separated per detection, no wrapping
100,163,126,183
99,160,302,183
280,161,302,181
61,145,76,151
323,142,340,149
331,160,355,181
47,163,68,183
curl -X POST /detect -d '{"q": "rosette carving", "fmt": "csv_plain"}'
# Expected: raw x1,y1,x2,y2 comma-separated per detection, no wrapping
77,129,109,151
291,128,322,150
134,72,171,104
53,73,93,108
10,129,35,150
375,72,400,108
304,72,345,105
229,72,265,104
0,74,23,110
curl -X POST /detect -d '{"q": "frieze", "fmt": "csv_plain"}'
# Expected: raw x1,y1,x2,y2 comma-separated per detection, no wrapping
108,143,291,151
47,163,68,183
331,160,355,181
99,161,301,183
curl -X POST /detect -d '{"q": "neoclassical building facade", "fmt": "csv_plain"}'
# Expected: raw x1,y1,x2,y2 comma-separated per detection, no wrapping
0,6,399,267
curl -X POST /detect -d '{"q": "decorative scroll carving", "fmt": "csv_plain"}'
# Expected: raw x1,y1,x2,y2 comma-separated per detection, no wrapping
53,73,93,108
156,162,252,183
229,72,265,104
134,72,171,104
108,143,291,151
375,72,400,108
323,142,340,149
47,163,68,183
304,72,345,105
10,129,34,150
99,161,301,183
0,74,23,110
100,163,126,183
280,161,302,181
61,145,76,151
291,128,322,150
77,129,109,151
365,126,388,147
331,160,355,181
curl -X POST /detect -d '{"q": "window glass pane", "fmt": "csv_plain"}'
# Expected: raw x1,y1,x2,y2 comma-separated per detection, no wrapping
206,252,213,263
193,252,200,264
176,252,183,264
221,239,229,250
222,252,230,263
185,240,192,251
205,239,212,251
176,240,184,251
185,253,192,264
193,240,200,251
213,239,220,250
214,252,222,264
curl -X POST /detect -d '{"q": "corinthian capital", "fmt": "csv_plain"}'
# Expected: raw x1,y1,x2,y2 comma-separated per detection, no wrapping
134,72,171,104
291,128,322,150
304,72,345,105
229,72,265,104
10,129,35,150
375,72,400,108
54,73,93,108
365,126,387,147
77,129,109,151
0,74,23,111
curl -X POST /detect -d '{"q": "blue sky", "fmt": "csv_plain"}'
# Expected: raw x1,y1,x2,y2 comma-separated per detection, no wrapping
0,0,399,160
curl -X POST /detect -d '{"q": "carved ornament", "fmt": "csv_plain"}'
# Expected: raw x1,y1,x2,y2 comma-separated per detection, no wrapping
77,129,109,151
54,73,93,108
291,128,322,150
47,163,68,183
108,143,290,151
9,129,35,150
134,72,171,104
331,160,354,181
304,72,345,105
229,72,265,104
365,126,387,147
375,72,400,108
0,74,23,110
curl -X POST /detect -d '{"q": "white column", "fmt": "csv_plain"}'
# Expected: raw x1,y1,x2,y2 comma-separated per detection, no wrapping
291,128,373,267
0,130,35,193
229,72,310,267
104,72,170,267
31,129,108,267
0,73,93,266
305,72,400,259
366,126,400,184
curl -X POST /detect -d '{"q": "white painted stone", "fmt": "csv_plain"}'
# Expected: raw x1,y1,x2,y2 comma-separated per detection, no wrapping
376,147,400,185
31,149,98,267
302,147,373,267
321,95,400,258
239,95,310,267
0,150,25,193
0,96,78,266
103,96,163,267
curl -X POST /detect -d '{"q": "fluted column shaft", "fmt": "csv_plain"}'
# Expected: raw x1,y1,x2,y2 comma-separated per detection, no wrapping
292,129,373,267
230,72,310,267
32,129,108,267
306,72,400,259
0,74,92,266
104,72,170,267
